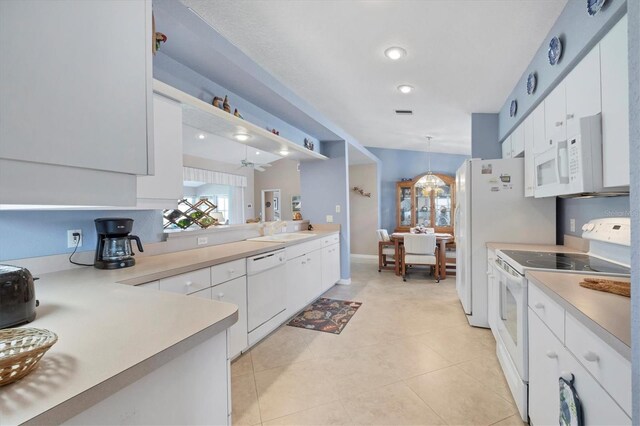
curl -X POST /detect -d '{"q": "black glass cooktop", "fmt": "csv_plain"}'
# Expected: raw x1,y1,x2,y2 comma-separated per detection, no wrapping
500,250,631,275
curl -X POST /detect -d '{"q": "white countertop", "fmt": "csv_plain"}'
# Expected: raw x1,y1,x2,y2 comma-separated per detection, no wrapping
1,230,337,425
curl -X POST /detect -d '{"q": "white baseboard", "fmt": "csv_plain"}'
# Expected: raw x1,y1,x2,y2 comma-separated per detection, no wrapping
350,254,377,264
337,278,351,285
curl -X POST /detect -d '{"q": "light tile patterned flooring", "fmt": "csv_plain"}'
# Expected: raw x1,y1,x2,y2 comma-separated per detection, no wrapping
231,263,526,425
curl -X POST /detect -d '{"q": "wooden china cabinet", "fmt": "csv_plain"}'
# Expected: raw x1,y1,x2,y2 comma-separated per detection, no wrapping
395,173,456,234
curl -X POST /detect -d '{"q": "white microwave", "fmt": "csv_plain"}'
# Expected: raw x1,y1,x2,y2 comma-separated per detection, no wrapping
534,113,617,198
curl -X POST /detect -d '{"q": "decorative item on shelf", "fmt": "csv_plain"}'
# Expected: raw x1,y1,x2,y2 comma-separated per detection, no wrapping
587,0,607,16
223,96,231,113
510,99,518,117
212,96,223,109
163,198,221,230
293,212,303,220
233,108,243,119
246,217,261,224
151,13,167,56
548,36,562,66
267,128,280,136
352,186,371,198
303,138,315,151
0,328,58,386
526,72,537,95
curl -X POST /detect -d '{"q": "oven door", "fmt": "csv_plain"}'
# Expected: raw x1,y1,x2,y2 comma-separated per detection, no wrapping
494,259,528,381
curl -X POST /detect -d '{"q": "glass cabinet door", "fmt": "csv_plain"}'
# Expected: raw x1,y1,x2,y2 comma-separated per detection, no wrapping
415,188,431,227
399,186,412,226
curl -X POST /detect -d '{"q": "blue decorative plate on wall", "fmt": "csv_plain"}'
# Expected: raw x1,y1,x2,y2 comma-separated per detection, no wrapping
548,36,562,66
587,0,607,16
510,100,517,117
527,72,537,95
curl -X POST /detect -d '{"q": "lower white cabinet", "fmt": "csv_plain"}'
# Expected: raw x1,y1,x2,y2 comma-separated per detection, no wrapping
212,276,248,359
321,243,341,291
159,268,211,295
528,309,630,425
286,249,322,314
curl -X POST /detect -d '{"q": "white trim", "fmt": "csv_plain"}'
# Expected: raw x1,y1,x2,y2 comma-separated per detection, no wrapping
350,254,377,264
337,278,351,285
183,166,247,187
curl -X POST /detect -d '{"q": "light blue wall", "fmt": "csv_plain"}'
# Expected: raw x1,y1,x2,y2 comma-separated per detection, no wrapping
0,210,164,261
367,148,469,233
628,0,639,418
300,141,351,280
471,113,500,160
498,0,627,141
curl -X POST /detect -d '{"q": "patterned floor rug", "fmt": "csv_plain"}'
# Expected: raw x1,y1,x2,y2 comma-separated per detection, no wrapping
287,298,362,334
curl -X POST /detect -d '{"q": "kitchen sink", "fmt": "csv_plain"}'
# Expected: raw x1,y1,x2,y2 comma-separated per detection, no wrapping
247,233,316,242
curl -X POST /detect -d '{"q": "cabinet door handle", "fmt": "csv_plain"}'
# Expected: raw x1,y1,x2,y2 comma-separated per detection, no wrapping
185,281,193,287
546,351,558,359
583,351,599,362
566,114,574,120
302,261,306,265
307,258,312,262
534,302,545,309
555,121,563,127
217,292,225,299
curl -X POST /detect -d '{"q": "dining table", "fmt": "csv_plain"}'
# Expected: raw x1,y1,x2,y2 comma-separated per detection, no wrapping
390,232,454,280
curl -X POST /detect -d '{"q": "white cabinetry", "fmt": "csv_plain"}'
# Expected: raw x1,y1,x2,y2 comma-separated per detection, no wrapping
532,102,547,154
501,136,512,159
286,241,322,314
321,244,341,291
0,0,153,206
510,124,525,158
565,45,601,138
600,15,629,187
213,276,248,359
136,94,183,209
486,249,498,336
523,115,535,197
544,81,566,147
528,310,630,425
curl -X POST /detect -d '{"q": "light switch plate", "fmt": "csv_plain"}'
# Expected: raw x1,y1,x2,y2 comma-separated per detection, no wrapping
326,215,334,223
335,205,341,213
197,237,208,245
570,218,576,233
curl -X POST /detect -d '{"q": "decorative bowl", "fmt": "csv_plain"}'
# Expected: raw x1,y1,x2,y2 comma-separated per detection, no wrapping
548,36,562,66
587,0,606,16
527,72,537,95
0,328,58,386
510,100,518,117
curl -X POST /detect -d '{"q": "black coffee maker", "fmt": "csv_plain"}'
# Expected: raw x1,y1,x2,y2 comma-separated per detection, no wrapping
94,218,144,269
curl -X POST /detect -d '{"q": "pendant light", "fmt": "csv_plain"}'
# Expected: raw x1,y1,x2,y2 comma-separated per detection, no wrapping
420,136,442,196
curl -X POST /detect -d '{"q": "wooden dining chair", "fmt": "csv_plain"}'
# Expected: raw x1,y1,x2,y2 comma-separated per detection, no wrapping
402,233,439,282
377,229,396,272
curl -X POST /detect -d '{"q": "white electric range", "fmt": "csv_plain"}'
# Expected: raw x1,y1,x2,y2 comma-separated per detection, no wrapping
491,217,631,421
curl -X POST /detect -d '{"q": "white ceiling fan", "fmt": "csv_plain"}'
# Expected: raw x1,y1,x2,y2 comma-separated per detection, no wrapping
239,146,272,172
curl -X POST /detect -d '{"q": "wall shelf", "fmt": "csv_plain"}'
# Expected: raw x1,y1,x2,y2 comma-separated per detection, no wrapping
153,80,328,162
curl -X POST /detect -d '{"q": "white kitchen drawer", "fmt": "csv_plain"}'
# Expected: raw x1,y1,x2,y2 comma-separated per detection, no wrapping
190,287,212,299
159,268,211,295
211,259,246,286
528,283,564,341
286,238,322,259
321,233,339,248
565,313,631,416
136,281,159,290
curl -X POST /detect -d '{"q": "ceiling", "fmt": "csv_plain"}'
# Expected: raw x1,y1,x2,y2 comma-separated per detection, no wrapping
179,0,567,155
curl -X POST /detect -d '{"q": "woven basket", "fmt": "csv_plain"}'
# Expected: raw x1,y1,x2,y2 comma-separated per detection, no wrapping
0,328,58,386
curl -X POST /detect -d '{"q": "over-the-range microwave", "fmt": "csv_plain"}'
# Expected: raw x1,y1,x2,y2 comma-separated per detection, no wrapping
533,113,627,198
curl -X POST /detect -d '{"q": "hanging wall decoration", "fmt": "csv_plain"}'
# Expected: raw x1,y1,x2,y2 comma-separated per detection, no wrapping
587,0,607,16
352,186,371,198
510,99,518,117
548,36,563,66
526,72,537,95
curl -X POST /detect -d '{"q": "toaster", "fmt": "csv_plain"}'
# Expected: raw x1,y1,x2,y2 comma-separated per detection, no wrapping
0,265,39,329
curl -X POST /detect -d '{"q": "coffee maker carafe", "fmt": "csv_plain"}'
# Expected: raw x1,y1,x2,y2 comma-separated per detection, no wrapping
94,218,144,269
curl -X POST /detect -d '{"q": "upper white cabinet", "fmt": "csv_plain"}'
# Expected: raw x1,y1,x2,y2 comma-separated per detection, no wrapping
511,123,525,158
544,81,566,147
565,45,601,138
523,115,535,197
501,136,512,159
600,15,629,187
0,0,152,206
532,103,547,154
136,93,183,209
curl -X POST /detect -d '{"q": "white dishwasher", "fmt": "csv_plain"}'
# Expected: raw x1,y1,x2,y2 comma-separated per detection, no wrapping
246,249,286,343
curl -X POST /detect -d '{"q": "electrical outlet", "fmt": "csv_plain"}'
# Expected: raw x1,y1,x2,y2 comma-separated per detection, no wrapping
570,218,576,233
67,229,82,248
326,215,333,223
335,204,341,213
197,236,208,245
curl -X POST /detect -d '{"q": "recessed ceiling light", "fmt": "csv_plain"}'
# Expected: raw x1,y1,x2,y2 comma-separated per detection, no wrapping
397,85,413,94
384,46,407,60
234,133,250,142
279,150,289,156
197,133,206,140
255,151,260,155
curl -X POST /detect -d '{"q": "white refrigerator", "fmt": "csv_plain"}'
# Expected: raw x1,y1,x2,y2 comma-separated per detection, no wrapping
455,158,555,328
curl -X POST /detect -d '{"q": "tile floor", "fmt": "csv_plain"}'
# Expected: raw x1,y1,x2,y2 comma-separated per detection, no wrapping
231,263,526,425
